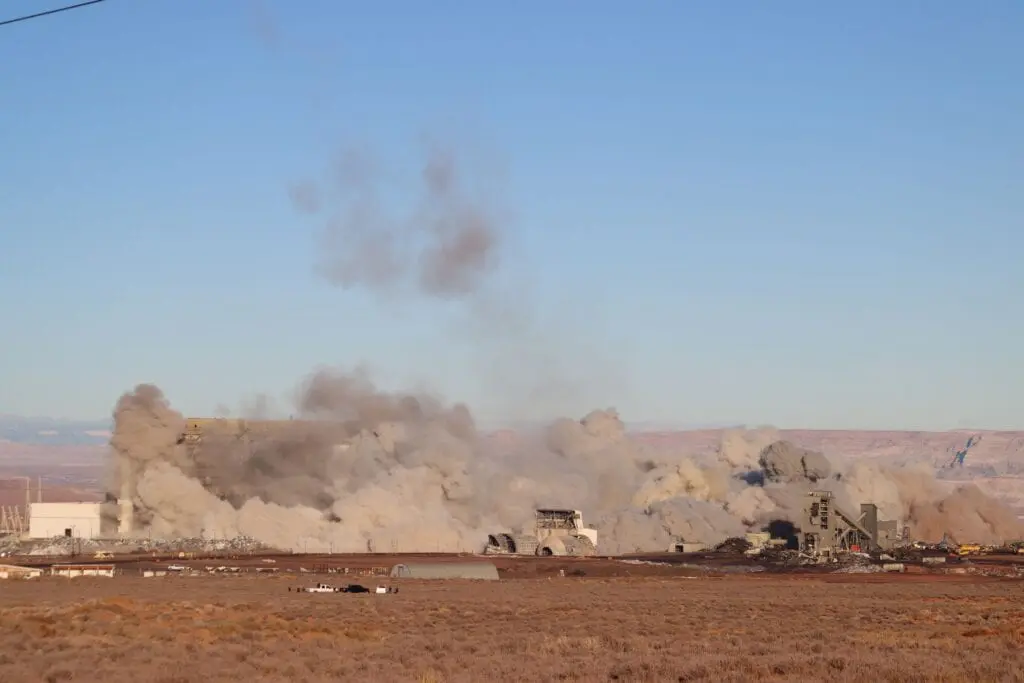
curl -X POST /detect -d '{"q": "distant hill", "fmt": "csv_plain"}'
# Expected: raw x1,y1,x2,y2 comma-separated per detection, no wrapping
0,415,111,446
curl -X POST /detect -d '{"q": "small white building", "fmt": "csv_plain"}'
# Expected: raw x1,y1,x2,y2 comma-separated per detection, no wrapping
28,502,115,540
51,564,116,578
0,564,43,580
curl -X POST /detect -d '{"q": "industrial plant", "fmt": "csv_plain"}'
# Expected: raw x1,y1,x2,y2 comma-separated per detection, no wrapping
1,416,1021,580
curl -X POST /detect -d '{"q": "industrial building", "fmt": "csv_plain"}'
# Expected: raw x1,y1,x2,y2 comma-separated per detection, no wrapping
28,502,117,540
389,562,500,580
799,491,904,556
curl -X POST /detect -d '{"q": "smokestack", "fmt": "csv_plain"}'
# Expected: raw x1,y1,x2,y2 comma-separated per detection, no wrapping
118,481,134,535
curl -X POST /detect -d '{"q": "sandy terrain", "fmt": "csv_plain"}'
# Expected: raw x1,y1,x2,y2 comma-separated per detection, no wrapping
0,570,1021,683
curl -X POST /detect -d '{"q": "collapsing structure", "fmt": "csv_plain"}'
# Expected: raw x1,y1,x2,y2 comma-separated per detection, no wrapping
798,491,905,556
484,509,598,557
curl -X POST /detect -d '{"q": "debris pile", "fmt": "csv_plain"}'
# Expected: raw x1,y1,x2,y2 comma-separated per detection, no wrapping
834,564,884,574
761,548,811,567
889,547,925,562
834,552,873,569
714,537,752,553
6,535,278,557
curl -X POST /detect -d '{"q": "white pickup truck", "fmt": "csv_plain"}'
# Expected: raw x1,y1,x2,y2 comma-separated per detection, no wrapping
291,583,399,594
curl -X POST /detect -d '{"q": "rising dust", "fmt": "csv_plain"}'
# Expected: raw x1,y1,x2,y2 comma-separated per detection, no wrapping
105,145,1023,553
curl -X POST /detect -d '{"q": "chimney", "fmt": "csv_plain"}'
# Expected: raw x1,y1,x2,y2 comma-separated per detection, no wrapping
118,481,134,535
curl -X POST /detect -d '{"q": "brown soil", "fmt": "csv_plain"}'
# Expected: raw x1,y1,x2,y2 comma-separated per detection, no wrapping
0,569,1021,683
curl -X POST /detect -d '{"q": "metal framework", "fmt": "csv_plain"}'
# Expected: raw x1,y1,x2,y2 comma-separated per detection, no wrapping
801,491,878,555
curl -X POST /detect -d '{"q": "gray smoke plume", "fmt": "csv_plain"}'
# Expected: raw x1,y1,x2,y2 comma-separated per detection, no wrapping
106,385,1024,552
289,139,618,423
759,441,833,483
291,145,498,300
103,134,1022,552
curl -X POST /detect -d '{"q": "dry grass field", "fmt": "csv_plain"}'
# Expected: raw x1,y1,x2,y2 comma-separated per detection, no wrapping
0,574,1022,683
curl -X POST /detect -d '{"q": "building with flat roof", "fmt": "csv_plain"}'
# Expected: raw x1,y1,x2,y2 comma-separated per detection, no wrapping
28,502,117,539
390,562,500,580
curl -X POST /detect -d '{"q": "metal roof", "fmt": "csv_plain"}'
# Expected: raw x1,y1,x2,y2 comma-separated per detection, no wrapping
389,561,499,580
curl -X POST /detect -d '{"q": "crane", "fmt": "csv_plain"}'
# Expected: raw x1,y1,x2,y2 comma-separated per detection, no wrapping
947,434,981,468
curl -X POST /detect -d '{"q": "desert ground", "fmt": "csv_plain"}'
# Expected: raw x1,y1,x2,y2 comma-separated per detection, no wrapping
1,428,1022,682
1,564,1022,683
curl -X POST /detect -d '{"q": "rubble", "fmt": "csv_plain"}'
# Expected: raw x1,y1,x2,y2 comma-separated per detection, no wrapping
761,548,812,567
713,537,752,553
834,565,884,574
0,535,279,557
889,547,925,562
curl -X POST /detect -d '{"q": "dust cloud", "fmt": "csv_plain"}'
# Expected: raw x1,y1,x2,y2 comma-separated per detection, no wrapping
103,139,1022,553
107,387,1024,552
290,145,499,300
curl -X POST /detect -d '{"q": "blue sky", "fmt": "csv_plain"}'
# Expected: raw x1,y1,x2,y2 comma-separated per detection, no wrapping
1,1,1021,430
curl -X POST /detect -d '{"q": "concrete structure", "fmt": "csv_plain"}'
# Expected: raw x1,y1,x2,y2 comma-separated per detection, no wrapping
51,564,116,578
799,491,874,555
798,491,904,556
668,541,708,553
745,532,771,550
389,562,500,580
0,564,42,580
28,502,117,539
856,502,905,550
117,495,133,535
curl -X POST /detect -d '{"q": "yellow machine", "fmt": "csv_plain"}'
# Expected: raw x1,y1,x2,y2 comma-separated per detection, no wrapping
957,544,982,556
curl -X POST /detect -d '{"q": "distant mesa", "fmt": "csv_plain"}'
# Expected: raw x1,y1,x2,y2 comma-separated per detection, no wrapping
0,416,112,446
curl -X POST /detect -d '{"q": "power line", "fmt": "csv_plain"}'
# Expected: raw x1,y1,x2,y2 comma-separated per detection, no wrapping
0,0,107,28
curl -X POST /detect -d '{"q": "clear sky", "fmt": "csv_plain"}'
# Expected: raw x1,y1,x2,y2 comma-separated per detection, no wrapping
1,1,1021,430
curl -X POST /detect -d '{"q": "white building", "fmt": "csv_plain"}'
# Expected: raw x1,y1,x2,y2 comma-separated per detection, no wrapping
0,564,43,580
51,564,116,578
28,502,116,539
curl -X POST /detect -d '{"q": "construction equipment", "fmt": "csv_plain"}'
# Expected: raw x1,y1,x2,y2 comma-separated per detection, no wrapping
484,508,598,557
948,434,982,468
